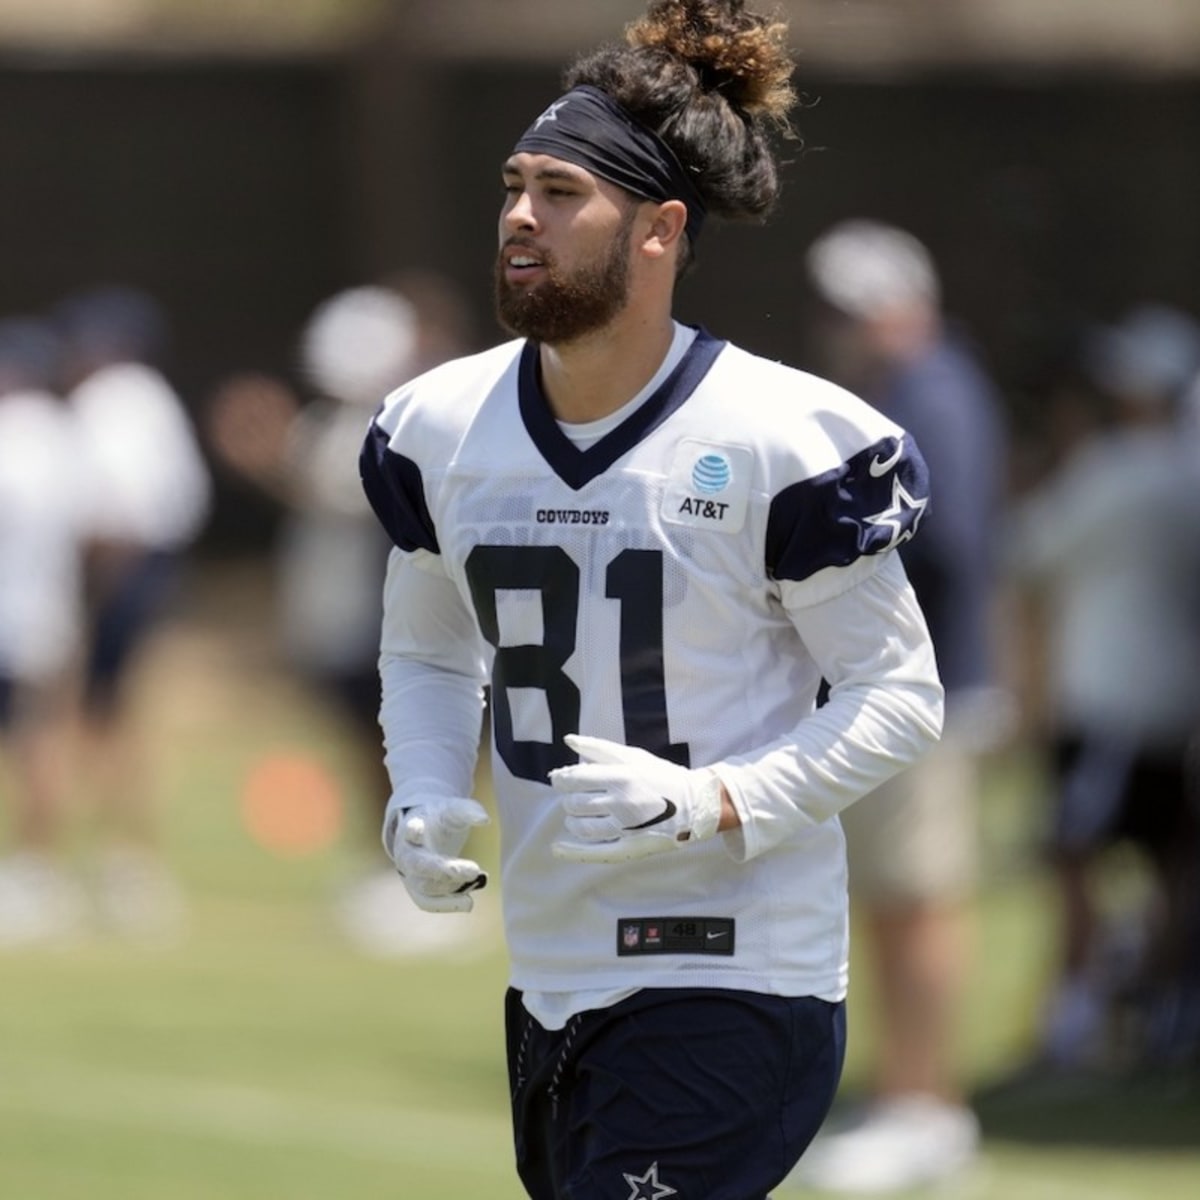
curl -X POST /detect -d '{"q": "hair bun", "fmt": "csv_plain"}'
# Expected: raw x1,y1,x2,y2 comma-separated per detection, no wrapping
625,0,795,123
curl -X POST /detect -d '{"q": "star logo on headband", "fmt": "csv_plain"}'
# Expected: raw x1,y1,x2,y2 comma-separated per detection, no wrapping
533,98,570,129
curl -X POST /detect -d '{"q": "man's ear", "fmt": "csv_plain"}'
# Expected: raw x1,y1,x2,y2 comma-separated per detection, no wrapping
640,199,689,261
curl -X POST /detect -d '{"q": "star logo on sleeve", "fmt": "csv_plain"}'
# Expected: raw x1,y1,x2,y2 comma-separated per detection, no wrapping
623,1161,678,1199
864,476,929,552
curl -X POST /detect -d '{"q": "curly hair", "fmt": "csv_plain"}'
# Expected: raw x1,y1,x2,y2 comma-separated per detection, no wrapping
564,0,797,227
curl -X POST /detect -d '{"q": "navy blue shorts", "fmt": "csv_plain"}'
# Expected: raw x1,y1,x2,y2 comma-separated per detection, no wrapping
84,549,179,717
1050,731,1195,858
506,986,846,1200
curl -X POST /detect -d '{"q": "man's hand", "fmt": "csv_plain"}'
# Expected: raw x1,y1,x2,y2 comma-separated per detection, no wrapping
549,734,724,863
382,795,489,912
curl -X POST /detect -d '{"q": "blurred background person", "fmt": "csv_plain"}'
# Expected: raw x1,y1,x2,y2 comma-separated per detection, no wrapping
0,317,92,944
1004,302,1200,1073
206,269,485,958
784,220,1012,1194
55,284,212,939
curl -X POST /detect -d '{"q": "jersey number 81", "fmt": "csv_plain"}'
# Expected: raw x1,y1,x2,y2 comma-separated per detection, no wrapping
466,544,690,783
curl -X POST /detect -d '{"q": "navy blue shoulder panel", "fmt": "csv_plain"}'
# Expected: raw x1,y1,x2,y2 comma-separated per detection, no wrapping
519,328,727,491
359,418,440,554
766,433,931,583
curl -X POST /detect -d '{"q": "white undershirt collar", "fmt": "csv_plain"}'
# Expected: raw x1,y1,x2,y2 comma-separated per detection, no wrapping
556,322,698,450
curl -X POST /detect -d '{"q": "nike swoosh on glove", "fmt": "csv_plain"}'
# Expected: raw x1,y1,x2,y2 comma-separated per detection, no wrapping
382,794,489,912
549,734,724,862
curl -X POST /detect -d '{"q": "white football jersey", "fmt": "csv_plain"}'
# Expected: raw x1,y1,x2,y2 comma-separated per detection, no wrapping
362,327,941,1014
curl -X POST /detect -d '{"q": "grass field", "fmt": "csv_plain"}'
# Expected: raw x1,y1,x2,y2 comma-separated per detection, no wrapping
1,562,1197,1199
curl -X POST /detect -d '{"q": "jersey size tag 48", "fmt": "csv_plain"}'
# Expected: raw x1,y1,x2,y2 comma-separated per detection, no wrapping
616,917,735,956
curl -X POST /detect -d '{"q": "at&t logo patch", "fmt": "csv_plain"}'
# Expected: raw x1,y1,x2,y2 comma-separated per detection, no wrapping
663,440,752,533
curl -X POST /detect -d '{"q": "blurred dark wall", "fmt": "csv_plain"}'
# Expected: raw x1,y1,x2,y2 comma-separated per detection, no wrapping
0,55,358,550
1,50,1198,549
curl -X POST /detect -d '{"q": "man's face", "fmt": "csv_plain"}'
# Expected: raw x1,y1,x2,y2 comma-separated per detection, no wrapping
494,153,639,344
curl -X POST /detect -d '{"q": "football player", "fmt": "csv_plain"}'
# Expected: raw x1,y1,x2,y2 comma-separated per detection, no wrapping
360,2,944,1196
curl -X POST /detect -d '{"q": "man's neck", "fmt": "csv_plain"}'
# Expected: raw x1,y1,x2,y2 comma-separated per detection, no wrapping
537,310,677,424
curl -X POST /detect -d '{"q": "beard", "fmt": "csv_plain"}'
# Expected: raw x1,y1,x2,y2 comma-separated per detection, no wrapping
493,212,635,345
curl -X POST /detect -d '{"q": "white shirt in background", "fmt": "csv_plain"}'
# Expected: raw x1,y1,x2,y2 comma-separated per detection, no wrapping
69,361,211,551
0,390,91,680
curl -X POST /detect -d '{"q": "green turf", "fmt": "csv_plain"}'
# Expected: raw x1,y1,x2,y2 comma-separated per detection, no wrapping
1,582,1197,1198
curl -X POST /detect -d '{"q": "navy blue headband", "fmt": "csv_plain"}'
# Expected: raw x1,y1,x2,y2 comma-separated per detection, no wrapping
513,85,708,245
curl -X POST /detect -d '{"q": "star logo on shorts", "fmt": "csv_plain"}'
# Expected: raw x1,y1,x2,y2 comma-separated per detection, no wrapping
534,98,570,128
623,1161,677,1199
865,475,928,552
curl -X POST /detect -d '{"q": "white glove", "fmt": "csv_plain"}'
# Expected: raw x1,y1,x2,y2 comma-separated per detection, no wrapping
549,734,724,862
383,794,489,912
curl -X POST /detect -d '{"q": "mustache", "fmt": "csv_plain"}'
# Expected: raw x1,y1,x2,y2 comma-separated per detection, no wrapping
500,237,553,263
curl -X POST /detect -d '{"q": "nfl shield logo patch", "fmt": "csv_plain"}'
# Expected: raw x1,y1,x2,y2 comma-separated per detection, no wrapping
622,924,641,949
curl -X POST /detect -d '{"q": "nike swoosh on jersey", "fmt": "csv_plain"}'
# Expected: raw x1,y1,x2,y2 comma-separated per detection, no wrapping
624,799,678,830
868,441,904,477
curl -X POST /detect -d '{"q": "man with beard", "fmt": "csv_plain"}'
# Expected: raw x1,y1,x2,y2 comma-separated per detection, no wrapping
359,3,943,1197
